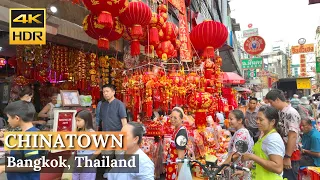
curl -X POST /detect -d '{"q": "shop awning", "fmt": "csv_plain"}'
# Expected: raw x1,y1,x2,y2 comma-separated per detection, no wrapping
234,87,252,93
222,72,246,85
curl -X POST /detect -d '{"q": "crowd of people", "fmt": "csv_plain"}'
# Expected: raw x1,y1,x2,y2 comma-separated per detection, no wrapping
0,86,320,180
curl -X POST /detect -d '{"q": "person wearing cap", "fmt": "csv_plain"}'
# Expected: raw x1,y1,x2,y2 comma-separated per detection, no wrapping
298,96,314,118
165,107,188,180
290,94,300,109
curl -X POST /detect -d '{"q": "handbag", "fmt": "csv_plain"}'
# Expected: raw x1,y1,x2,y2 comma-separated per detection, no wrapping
177,161,193,180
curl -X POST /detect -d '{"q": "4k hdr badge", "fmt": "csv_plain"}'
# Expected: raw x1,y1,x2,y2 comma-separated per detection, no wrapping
244,36,265,55
9,8,46,45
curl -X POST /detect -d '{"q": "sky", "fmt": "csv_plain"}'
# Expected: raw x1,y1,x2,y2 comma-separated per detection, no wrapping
229,0,320,53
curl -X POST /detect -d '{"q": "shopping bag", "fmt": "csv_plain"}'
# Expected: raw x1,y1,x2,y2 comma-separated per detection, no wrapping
177,161,193,180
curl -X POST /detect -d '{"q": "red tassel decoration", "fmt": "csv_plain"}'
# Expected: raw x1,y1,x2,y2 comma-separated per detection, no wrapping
202,46,215,58
98,11,113,28
131,40,140,56
131,24,143,37
195,111,206,129
149,27,159,45
146,101,153,117
98,38,109,50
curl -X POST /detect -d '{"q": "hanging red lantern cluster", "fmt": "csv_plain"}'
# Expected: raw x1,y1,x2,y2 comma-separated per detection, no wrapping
190,20,228,58
82,0,128,28
156,21,179,60
187,91,214,130
119,1,152,56
83,14,124,50
156,41,175,61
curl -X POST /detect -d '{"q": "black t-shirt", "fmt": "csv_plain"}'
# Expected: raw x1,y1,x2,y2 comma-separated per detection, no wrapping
174,128,188,150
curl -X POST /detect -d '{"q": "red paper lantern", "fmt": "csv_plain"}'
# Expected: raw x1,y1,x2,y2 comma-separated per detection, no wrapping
160,21,178,42
83,14,124,50
156,41,174,61
119,1,152,56
7,57,17,68
149,13,165,45
82,0,128,28
187,91,214,129
190,20,228,58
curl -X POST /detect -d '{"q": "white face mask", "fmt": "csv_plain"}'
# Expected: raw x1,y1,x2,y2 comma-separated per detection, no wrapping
26,97,32,102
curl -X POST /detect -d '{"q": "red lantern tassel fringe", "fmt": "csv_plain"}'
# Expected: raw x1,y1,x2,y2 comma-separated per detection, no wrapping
98,11,113,28
98,38,109,50
149,27,159,45
145,101,153,117
195,111,206,129
203,46,215,58
131,24,143,37
131,40,140,56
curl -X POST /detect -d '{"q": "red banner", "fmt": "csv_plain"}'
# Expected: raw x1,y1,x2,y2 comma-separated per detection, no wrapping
179,13,192,62
166,0,186,14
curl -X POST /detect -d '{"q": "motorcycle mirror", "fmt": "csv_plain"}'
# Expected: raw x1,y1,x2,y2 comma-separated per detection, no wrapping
235,140,249,154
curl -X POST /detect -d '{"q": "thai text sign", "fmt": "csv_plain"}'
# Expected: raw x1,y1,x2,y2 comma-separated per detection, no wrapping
242,28,258,38
316,57,320,73
242,58,263,69
291,44,314,54
296,78,311,89
179,13,192,62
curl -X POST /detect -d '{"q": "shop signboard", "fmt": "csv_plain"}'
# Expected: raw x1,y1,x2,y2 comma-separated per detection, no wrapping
244,36,266,55
242,58,263,69
242,28,259,38
179,12,192,62
316,57,320,73
291,44,314,54
296,78,311,89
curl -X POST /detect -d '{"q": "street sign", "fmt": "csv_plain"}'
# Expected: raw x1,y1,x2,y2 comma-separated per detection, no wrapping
242,58,263,69
242,28,259,38
247,69,256,78
316,57,320,73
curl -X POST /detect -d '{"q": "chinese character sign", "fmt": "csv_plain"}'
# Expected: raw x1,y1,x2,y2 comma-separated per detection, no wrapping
179,13,192,62
300,54,307,76
244,36,265,55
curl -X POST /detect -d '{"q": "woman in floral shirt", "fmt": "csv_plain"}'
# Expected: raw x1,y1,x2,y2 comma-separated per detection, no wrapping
222,110,254,180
